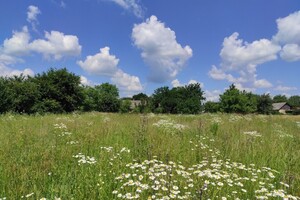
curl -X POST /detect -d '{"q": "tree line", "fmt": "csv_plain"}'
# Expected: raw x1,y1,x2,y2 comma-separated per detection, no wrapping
0,68,299,115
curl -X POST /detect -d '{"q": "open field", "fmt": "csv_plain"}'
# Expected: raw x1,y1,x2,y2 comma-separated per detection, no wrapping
0,113,299,199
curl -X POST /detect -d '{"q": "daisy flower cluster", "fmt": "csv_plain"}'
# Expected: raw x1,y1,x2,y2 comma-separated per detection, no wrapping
229,115,243,122
243,131,262,137
273,123,294,139
210,115,223,124
112,134,299,199
153,119,186,134
73,153,97,165
53,122,72,137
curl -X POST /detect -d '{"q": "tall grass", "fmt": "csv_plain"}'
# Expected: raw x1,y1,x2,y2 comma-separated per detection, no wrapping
0,113,299,199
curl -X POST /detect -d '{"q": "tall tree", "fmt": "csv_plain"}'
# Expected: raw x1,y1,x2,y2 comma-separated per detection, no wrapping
0,77,13,113
33,68,84,113
219,84,241,113
177,83,205,114
151,83,205,114
95,83,120,112
81,86,98,112
219,84,257,114
8,75,40,114
151,86,170,113
288,95,300,108
257,94,273,114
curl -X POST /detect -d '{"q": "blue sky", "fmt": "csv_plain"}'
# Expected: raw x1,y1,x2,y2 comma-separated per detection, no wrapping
0,0,299,100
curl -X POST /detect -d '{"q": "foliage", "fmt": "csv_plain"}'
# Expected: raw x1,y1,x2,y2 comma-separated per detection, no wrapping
272,94,288,103
151,83,205,114
81,86,98,112
204,101,220,113
132,93,148,101
81,83,120,113
219,84,257,114
288,95,300,108
257,94,273,114
33,68,84,113
132,93,149,113
95,83,120,112
0,77,13,113
8,75,40,114
0,67,298,115
120,99,132,113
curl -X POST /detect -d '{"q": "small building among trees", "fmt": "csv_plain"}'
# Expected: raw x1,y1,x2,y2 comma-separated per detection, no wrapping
272,102,291,114
130,100,142,109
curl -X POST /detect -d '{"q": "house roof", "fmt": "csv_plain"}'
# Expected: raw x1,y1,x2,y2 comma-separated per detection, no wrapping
272,102,288,110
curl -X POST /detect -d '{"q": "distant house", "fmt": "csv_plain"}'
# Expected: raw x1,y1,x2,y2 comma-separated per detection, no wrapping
130,100,142,109
272,102,291,114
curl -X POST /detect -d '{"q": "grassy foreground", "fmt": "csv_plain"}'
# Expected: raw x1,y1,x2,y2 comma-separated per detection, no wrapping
0,113,299,199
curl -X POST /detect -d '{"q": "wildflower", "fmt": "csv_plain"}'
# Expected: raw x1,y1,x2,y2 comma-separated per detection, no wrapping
25,193,34,198
112,190,118,194
243,131,262,137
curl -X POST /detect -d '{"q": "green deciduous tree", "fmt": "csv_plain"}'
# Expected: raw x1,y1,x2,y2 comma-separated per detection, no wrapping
82,83,120,112
120,99,132,113
288,95,300,108
151,83,205,114
219,84,257,114
96,83,120,112
8,75,40,114
257,94,273,114
33,68,84,113
0,77,13,113
176,83,205,114
204,101,220,113
272,95,288,103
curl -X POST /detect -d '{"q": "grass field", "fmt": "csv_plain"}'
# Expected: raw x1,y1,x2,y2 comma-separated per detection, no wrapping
0,113,299,199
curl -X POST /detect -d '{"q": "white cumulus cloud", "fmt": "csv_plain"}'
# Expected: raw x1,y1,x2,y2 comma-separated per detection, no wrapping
0,63,34,77
0,6,81,78
280,44,300,62
78,47,142,96
27,5,41,31
220,32,280,73
132,15,193,83
2,27,81,60
30,31,81,60
80,75,94,86
209,32,280,90
77,47,119,76
273,10,300,61
111,69,143,95
27,5,41,23
204,90,221,102
2,26,30,56
108,0,144,18
273,10,300,45
171,79,181,87
274,85,297,92
253,79,273,88
171,79,204,88
208,65,237,82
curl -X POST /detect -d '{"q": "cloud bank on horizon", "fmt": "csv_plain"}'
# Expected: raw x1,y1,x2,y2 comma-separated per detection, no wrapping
209,10,300,94
0,2,299,99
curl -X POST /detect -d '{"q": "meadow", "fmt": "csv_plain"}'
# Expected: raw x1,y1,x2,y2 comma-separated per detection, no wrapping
0,113,299,200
